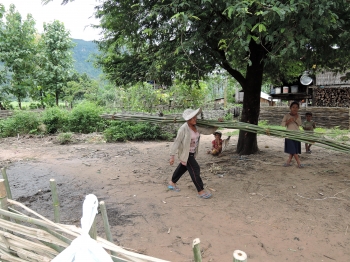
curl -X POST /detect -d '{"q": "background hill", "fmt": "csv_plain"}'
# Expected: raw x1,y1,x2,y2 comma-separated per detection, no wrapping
72,39,102,79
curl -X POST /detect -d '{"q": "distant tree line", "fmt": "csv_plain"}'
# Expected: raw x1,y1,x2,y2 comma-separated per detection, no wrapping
0,4,100,110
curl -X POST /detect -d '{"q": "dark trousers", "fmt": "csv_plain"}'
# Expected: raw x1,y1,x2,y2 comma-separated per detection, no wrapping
171,153,204,192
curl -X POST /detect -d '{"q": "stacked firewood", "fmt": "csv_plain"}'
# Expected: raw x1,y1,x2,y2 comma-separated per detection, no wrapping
314,88,350,107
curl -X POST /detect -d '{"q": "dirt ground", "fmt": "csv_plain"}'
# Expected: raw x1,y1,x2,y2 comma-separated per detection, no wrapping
1,130,350,262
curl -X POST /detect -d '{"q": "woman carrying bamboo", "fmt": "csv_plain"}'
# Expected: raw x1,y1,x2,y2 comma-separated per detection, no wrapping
168,108,212,199
281,101,304,168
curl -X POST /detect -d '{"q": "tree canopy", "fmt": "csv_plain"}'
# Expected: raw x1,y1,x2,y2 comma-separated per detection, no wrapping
0,4,37,109
38,20,76,106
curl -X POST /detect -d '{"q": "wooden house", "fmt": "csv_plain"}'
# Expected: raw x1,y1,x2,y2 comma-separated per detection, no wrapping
235,89,278,106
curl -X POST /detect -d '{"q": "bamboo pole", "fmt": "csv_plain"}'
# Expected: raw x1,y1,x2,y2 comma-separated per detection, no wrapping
89,217,97,240
233,250,247,262
50,179,60,223
0,168,12,200
100,201,113,242
100,201,120,261
192,238,202,262
100,113,350,153
7,207,73,245
0,179,9,221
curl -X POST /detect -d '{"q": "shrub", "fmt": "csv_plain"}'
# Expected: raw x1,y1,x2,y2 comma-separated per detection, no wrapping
68,102,105,133
103,121,173,142
56,132,73,144
41,107,69,134
224,112,233,121
0,110,40,138
29,103,42,109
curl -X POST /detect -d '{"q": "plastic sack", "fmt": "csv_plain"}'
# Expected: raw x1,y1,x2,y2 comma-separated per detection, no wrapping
52,194,113,262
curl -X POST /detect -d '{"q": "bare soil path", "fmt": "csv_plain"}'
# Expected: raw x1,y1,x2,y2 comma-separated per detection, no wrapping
1,131,350,261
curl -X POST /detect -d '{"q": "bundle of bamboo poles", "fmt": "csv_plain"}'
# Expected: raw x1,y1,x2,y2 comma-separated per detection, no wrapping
100,113,350,154
0,168,170,262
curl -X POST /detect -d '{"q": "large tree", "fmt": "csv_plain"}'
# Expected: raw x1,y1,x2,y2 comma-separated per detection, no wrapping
38,20,75,106
0,4,37,109
94,0,350,154
49,0,350,154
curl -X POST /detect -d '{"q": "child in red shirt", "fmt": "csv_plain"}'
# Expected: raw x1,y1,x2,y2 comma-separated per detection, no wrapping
207,131,223,156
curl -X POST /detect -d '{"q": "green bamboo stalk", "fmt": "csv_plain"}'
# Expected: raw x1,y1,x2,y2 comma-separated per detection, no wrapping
233,250,247,262
1,167,12,200
50,179,60,223
0,208,55,229
100,201,113,242
100,201,119,262
0,179,9,221
3,207,73,247
192,238,202,262
110,255,130,262
89,217,97,240
101,113,350,153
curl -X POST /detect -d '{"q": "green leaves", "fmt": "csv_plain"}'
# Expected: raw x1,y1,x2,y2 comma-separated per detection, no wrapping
0,4,37,108
37,20,75,106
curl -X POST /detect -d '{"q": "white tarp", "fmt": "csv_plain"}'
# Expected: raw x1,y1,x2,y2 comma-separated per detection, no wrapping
52,194,113,262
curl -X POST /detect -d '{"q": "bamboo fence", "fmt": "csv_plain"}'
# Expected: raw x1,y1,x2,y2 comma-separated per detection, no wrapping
0,167,171,262
100,113,350,154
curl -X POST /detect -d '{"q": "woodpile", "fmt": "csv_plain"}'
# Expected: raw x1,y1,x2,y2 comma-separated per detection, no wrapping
314,88,350,107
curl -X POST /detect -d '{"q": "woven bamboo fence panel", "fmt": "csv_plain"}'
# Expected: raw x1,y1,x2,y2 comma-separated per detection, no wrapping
259,107,350,129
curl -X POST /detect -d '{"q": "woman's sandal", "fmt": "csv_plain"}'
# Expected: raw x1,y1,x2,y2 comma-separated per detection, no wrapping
298,164,305,168
198,192,212,199
168,185,181,192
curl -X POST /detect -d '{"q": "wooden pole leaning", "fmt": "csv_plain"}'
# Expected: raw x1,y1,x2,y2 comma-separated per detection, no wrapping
50,179,60,223
89,218,97,240
1,167,12,200
192,238,202,262
100,201,113,242
100,201,119,260
233,250,248,262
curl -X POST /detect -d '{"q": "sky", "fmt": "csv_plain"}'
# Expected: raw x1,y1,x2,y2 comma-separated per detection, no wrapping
1,0,101,41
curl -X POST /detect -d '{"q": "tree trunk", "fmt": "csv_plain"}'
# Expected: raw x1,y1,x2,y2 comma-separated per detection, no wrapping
55,90,59,106
17,97,22,110
236,40,265,155
40,90,45,109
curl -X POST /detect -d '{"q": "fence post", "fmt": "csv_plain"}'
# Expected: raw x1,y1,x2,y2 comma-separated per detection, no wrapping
0,179,9,220
50,179,60,223
1,167,12,200
233,250,247,262
192,238,202,262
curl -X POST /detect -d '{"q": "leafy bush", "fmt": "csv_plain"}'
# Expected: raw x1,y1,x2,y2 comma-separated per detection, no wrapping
0,110,41,138
56,132,73,144
68,102,105,133
41,107,69,134
224,112,233,121
29,103,42,109
104,121,173,142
